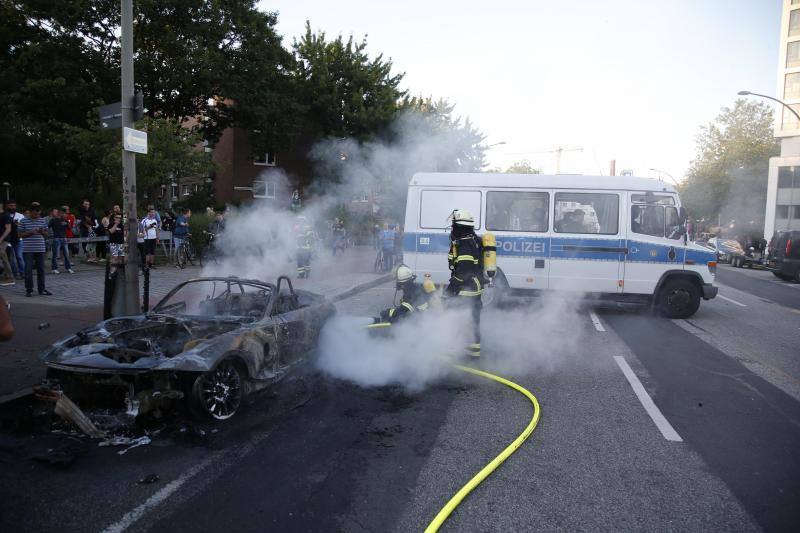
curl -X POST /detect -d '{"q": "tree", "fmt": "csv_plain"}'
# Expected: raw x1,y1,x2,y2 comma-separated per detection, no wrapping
57,116,215,207
503,160,541,174
680,99,779,235
293,23,405,140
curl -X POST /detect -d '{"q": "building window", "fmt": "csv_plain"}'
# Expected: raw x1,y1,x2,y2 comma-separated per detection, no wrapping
782,104,800,130
193,183,200,193
182,184,190,196
253,153,277,166
171,184,178,200
785,73,800,101
777,205,790,219
778,166,800,188
159,185,166,198
253,179,276,199
789,41,800,68
791,9,800,37
351,191,369,202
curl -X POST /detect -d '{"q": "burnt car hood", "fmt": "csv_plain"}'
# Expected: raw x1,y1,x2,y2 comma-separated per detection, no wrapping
42,314,252,373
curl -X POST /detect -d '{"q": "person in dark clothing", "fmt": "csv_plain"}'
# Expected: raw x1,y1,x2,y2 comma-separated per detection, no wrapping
18,202,51,296
374,265,436,323
446,209,483,358
0,200,22,278
48,208,74,273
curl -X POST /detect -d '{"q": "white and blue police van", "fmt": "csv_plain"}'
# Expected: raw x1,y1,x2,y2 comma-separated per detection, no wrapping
402,172,718,318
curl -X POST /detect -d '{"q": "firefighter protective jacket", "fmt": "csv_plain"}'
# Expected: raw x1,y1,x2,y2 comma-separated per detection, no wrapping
447,233,484,297
380,283,432,323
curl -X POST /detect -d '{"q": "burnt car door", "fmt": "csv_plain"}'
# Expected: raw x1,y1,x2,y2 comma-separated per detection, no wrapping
272,277,310,367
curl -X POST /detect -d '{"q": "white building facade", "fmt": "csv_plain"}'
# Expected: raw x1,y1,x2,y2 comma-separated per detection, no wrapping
766,0,800,238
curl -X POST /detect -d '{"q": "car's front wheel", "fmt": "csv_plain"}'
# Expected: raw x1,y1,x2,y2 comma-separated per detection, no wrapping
190,359,244,420
656,279,701,319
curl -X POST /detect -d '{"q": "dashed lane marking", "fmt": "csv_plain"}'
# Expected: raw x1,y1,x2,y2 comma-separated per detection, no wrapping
613,356,683,442
718,294,747,307
588,310,606,332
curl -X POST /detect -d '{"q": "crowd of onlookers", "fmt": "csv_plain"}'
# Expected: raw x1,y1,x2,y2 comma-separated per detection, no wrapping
0,198,229,297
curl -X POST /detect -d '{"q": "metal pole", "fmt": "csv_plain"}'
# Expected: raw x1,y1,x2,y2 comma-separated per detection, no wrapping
121,0,140,314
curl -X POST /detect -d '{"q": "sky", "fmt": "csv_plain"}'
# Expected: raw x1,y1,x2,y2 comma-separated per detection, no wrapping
258,0,780,182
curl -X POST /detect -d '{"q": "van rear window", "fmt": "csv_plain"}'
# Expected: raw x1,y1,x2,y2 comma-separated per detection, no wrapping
419,190,482,229
486,191,549,232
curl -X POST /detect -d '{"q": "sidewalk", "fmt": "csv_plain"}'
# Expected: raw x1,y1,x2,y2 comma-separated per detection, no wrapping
0,246,391,397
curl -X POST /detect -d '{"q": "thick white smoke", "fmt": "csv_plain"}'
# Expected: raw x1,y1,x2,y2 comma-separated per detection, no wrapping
315,293,594,392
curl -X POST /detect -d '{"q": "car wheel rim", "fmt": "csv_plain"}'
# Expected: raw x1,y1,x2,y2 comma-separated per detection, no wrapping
667,288,690,310
198,362,241,420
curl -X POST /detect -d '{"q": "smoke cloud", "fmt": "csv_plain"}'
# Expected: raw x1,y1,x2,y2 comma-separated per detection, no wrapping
315,293,595,392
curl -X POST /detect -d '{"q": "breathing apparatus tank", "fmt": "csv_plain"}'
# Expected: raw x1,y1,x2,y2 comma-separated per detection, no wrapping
422,278,436,294
482,232,497,284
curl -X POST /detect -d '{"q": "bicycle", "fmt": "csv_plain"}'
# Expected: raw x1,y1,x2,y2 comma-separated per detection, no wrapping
175,235,197,269
374,248,385,273
202,231,220,266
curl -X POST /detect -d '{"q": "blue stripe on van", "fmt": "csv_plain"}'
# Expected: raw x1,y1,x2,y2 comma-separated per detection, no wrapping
403,232,716,264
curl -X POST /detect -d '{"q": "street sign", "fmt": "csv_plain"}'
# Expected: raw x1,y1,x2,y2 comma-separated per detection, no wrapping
99,102,122,129
98,93,144,129
123,127,148,154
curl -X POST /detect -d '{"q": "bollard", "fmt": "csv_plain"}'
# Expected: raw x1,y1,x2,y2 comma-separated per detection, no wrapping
103,257,113,319
142,266,150,313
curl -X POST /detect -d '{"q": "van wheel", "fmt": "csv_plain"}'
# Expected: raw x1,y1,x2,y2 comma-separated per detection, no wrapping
656,279,701,319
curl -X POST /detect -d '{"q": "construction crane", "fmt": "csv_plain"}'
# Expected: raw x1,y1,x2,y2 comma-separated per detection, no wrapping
506,146,583,174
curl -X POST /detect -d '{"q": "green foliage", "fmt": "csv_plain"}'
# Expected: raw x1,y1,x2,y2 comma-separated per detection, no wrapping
503,160,541,174
187,212,213,254
293,22,405,140
680,99,779,234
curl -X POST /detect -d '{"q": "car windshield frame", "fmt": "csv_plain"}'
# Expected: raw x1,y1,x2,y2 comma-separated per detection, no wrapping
152,278,275,322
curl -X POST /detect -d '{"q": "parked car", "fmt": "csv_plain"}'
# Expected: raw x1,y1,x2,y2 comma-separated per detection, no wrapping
43,276,336,420
767,230,800,282
706,237,745,264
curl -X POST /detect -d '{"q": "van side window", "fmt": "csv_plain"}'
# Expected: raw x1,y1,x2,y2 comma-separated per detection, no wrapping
486,191,549,232
420,190,482,229
631,205,683,240
554,193,619,235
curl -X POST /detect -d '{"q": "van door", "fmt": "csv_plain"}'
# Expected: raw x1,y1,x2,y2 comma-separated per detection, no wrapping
624,194,685,295
485,189,550,290
549,191,624,294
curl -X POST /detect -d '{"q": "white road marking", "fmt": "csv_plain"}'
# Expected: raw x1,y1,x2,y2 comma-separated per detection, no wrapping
102,427,275,532
101,455,217,533
717,294,747,307
588,311,606,332
613,356,683,442
771,280,800,289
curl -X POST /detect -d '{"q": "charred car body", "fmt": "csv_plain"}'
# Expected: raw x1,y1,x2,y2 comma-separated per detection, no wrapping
43,276,335,420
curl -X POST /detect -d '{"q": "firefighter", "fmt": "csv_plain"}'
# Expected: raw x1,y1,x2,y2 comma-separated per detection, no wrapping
374,265,436,323
295,219,313,278
446,209,483,358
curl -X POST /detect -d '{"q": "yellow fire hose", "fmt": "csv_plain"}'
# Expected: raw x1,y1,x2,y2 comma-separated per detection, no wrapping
423,364,541,533
363,320,541,531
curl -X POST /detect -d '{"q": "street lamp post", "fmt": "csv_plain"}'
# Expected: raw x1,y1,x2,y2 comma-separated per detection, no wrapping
739,91,797,231
738,90,800,123
648,168,680,188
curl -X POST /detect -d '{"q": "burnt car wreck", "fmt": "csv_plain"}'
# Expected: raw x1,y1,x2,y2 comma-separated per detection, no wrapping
43,276,335,420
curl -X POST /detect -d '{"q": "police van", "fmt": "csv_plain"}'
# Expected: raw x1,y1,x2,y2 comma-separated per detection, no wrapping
402,172,718,318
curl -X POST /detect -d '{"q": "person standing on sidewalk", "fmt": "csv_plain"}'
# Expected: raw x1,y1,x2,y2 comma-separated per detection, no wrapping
18,202,51,297
48,208,74,274
63,205,78,256
172,208,190,265
1,200,23,279
107,212,125,274
140,208,159,270
380,223,396,272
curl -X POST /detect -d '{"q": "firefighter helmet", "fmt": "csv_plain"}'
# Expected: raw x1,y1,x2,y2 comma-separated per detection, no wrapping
450,209,475,227
396,265,415,283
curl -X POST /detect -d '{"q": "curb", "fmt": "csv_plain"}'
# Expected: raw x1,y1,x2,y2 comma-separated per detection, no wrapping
329,273,394,303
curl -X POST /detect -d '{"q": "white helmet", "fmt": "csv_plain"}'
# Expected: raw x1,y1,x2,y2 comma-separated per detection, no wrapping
396,265,415,283
450,209,475,227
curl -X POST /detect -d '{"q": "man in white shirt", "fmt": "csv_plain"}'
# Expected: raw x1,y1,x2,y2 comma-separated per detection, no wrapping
140,208,159,270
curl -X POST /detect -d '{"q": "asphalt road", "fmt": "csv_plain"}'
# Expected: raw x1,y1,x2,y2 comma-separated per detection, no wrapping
1,271,798,532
